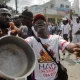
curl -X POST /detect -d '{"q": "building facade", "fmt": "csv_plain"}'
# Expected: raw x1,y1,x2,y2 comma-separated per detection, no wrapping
28,0,71,24
72,0,79,15
55,0,70,13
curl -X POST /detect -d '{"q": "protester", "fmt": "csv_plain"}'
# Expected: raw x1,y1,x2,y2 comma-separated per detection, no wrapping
71,17,80,63
55,23,61,35
13,15,21,28
0,8,11,37
51,24,55,34
19,9,37,80
19,9,34,39
60,18,71,41
23,14,80,80
48,22,52,34
0,4,20,80
60,18,71,60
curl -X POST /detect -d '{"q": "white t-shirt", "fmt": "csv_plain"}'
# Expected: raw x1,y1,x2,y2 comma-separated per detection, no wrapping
48,25,52,31
72,23,80,35
25,35,69,80
60,24,71,36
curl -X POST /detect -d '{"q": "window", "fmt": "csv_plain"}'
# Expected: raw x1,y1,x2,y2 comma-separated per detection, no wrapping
50,4,54,8
60,4,64,8
66,5,69,8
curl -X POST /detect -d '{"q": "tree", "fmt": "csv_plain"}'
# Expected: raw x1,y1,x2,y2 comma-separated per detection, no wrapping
0,0,10,4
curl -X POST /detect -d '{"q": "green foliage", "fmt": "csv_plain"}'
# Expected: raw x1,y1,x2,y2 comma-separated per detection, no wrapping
72,11,76,15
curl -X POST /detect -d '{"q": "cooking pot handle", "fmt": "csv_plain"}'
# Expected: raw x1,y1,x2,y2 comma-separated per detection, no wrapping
15,77,27,80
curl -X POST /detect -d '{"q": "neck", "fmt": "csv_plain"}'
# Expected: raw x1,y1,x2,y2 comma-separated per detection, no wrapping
38,33,49,39
26,24,32,29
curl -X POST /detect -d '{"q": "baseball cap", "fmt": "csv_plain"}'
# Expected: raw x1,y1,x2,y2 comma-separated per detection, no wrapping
62,18,67,21
0,8,11,16
20,9,33,20
33,14,46,24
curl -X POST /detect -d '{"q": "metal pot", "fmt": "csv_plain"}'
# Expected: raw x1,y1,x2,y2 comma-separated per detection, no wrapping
0,36,36,80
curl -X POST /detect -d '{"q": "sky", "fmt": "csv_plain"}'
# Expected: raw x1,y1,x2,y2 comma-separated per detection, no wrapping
7,0,74,12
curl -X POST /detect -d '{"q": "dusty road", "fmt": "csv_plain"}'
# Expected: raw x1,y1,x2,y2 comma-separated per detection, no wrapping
60,51,80,80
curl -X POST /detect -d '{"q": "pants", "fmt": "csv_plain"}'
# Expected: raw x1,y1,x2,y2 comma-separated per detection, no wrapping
72,35,80,43
63,34,68,55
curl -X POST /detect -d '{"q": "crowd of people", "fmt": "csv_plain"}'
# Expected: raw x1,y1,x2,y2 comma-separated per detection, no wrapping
0,4,80,80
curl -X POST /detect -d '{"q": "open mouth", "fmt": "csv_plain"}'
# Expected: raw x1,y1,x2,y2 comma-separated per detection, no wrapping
37,27,47,33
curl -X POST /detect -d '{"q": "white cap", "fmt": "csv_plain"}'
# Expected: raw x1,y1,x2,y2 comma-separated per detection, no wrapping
62,18,67,20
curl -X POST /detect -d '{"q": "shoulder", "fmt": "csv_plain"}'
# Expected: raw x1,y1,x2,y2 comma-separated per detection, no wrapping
20,26,27,29
51,34,60,40
25,36,34,42
61,25,64,28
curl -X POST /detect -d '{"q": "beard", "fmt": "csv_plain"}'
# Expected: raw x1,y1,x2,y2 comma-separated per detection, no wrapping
0,20,10,29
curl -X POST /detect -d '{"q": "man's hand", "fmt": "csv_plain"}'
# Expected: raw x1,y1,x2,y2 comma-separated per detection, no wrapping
9,22,18,35
9,22,22,36
66,43,80,58
73,44,80,57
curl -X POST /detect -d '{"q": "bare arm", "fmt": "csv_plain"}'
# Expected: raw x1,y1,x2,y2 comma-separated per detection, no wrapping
65,43,76,53
66,43,80,57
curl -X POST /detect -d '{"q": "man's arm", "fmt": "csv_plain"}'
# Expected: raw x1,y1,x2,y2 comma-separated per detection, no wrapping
10,22,23,36
65,43,76,53
65,43,80,57
58,35,80,57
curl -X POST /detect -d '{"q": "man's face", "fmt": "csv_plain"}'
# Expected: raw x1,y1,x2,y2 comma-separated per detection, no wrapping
0,13,11,29
63,20,68,25
20,16,32,26
13,18,21,27
0,13,10,22
0,13,11,36
34,19,48,34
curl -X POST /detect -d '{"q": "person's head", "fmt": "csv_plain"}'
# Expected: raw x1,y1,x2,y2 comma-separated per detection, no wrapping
13,15,21,28
33,14,48,37
20,9,33,27
0,4,11,37
62,18,68,25
0,8,11,29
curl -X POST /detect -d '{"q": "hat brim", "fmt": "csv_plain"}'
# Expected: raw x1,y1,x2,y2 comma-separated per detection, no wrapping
33,14,46,24
19,15,33,20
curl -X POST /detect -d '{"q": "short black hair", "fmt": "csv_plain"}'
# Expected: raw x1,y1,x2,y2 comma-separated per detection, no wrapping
20,9,33,20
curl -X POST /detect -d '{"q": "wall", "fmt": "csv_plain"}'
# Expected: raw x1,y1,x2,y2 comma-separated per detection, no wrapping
55,0,71,12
